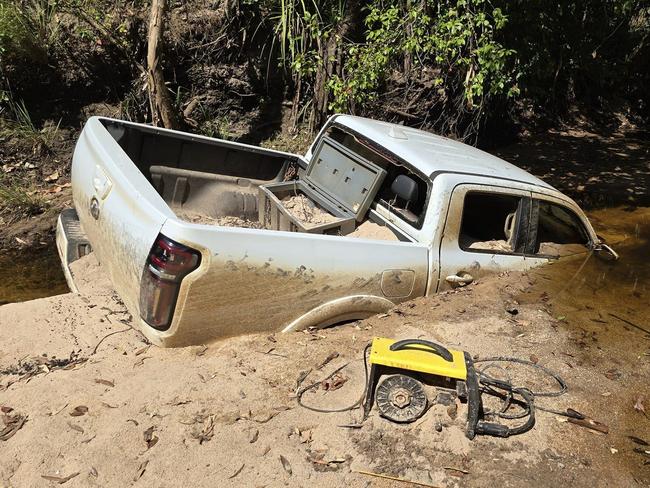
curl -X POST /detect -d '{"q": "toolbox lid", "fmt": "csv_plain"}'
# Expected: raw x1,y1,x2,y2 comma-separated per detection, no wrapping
305,137,386,221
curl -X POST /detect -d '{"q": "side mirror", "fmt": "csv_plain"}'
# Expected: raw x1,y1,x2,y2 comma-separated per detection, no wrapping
594,242,619,261
391,175,418,202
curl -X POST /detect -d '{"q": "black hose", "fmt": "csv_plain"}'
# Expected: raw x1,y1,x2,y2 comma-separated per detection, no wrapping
474,368,537,436
474,356,567,397
296,343,371,414
479,383,530,419
503,387,536,436
475,355,577,429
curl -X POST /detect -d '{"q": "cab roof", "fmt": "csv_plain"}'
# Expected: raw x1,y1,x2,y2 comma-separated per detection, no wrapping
333,115,554,190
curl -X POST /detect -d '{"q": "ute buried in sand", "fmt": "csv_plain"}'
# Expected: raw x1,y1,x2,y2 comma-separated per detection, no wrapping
56,115,616,346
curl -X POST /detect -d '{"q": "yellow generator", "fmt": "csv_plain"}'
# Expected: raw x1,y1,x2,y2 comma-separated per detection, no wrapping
362,338,535,438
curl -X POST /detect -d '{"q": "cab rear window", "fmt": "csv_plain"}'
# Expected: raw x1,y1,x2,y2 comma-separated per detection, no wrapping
325,126,428,228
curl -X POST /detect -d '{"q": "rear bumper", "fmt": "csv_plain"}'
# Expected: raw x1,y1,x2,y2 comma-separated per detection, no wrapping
56,208,92,293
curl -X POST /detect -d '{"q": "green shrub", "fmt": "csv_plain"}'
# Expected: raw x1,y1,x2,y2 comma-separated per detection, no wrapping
328,0,518,117
0,0,60,63
260,0,518,136
0,1,29,57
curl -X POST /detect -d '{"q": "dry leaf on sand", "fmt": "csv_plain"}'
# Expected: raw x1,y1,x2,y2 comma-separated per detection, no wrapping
69,406,88,417
144,426,159,449
280,455,292,475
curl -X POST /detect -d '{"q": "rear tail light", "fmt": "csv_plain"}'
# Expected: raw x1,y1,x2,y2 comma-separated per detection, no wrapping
139,234,201,330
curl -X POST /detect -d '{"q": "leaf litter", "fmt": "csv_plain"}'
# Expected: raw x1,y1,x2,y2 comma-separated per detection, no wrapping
0,412,27,441
69,405,88,417
41,472,80,484
0,352,85,381
279,455,292,475
144,426,159,449
66,421,84,434
190,414,215,444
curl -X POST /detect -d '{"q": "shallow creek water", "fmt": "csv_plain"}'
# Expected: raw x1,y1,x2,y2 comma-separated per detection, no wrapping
0,245,68,305
516,206,650,460
520,206,650,339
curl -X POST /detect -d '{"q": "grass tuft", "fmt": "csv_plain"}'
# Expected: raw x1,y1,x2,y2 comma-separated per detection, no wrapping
0,95,61,150
0,174,49,223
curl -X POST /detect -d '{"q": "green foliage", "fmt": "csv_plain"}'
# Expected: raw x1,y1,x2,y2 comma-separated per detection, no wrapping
64,0,132,49
4,0,650,146
259,0,519,134
0,0,61,62
0,0,134,66
0,1,30,58
198,114,233,140
1,91,61,149
263,0,649,134
269,0,344,75
496,0,650,115
328,0,518,113
8,97,38,134
327,4,398,111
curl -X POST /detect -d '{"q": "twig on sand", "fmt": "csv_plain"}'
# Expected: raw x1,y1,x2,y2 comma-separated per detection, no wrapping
228,463,245,479
255,349,288,359
355,470,441,487
92,327,132,354
41,472,79,484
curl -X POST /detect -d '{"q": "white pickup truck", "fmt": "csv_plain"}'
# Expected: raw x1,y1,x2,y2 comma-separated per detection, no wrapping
56,115,616,347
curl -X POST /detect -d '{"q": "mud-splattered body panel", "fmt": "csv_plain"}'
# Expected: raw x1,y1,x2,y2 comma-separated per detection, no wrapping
156,221,428,346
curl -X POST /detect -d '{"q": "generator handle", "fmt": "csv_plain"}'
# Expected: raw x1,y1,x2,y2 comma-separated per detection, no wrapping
389,339,453,362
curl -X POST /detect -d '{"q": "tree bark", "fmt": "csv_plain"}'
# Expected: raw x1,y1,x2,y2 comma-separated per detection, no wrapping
147,0,178,129
309,1,361,131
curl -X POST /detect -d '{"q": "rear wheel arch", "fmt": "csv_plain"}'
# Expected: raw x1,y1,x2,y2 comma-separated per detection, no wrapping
281,295,395,332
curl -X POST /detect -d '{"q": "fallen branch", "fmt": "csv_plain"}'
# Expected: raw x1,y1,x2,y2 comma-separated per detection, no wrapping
608,313,650,335
568,415,609,434
317,352,339,370
92,327,132,354
355,470,441,487
228,463,245,479
255,349,288,359
385,106,420,120
41,472,79,484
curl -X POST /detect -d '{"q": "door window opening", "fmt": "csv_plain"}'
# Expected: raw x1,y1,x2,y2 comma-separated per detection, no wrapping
459,192,523,254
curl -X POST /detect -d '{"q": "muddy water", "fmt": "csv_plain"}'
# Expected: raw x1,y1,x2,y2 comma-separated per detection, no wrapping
520,206,650,339
0,245,69,305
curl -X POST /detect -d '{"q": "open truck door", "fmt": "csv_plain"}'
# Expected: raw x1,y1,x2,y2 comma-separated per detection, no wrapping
438,184,542,291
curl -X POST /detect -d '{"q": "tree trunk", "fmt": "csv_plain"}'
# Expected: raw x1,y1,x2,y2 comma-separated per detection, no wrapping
310,36,338,131
147,0,178,129
309,1,361,132
403,0,412,74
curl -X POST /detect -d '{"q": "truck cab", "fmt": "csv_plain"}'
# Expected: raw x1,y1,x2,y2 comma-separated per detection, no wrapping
314,116,603,292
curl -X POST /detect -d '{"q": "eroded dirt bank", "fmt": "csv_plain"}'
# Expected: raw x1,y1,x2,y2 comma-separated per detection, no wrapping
1,209,649,487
